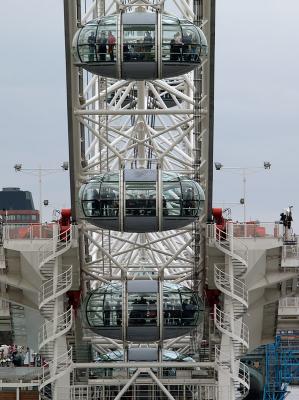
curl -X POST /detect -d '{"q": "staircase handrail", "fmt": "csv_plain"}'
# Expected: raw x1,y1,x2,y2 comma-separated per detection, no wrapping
236,361,250,388
39,307,73,349
210,225,248,265
214,306,249,349
40,348,73,390
214,345,231,370
38,226,73,268
39,266,72,307
215,346,250,398
214,264,248,306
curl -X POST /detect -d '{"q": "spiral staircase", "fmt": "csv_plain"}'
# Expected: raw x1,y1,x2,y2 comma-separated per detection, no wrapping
210,224,250,399
38,226,74,399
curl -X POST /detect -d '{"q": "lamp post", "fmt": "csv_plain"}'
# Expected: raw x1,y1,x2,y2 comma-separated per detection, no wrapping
214,161,271,225
13,162,69,223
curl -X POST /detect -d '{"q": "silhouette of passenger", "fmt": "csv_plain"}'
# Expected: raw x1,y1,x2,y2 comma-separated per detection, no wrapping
139,194,146,215
139,296,147,324
129,298,139,325
108,31,116,61
182,299,196,325
164,300,172,325
173,300,181,325
182,33,192,61
97,31,107,61
144,31,153,61
148,299,157,324
116,299,122,326
182,299,189,325
148,195,156,216
123,43,130,61
107,190,116,216
87,31,96,62
104,301,111,326
101,188,110,216
170,32,182,61
184,188,194,216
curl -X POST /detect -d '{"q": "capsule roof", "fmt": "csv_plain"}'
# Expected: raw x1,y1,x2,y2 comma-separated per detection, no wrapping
73,12,208,80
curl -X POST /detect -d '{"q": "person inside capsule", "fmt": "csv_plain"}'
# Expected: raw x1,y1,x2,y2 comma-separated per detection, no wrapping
80,171,205,232
73,13,208,79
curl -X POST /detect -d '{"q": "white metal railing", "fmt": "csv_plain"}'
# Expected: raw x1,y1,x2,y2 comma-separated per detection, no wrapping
70,384,222,400
2,223,56,240
207,222,284,240
39,266,72,306
232,222,283,239
215,346,249,398
214,306,249,349
214,264,248,306
214,345,230,370
39,307,73,348
283,244,299,260
235,361,250,398
279,297,299,308
237,361,250,387
71,385,102,400
38,226,73,268
40,348,72,389
209,226,248,264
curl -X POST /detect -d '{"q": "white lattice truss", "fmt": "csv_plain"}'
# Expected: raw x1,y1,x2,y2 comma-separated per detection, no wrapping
71,0,211,358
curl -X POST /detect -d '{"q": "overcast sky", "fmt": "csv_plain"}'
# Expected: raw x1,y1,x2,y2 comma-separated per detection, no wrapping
0,1,299,230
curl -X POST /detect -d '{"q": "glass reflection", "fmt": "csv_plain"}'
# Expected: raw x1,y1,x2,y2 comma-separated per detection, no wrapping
161,16,207,62
86,283,122,328
163,283,201,327
77,16,117,63
128,293,157,326
81,172,204,219
123,24,155,62
126,181,156,216
74,13,207,68
85,282,203,329
81,174,119,217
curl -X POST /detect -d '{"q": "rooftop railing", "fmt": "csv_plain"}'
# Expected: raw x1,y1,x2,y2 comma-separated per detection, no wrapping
2,223,56,240
282,241,299,261
231,222,283,239
279,297,299,308
208,222,284,240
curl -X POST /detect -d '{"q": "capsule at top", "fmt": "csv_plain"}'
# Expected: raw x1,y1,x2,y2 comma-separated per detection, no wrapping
72,12,208,80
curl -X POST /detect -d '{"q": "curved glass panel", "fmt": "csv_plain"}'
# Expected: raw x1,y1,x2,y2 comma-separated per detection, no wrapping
81,174,119,217
76,17,117,63
181,24,201,62
162,16,182,62
163,282,203,327
86,283,122,328
163,179,181,217
95,349,194,362
73,12,208,79
85,282,203,329
77,23,98,63
80,171,205,231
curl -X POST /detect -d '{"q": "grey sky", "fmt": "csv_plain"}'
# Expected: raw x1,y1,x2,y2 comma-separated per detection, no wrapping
0,0,69,222
214,0,299,230
0,1,298,229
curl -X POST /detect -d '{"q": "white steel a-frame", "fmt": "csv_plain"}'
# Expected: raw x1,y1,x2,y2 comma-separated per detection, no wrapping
64,0,216,399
